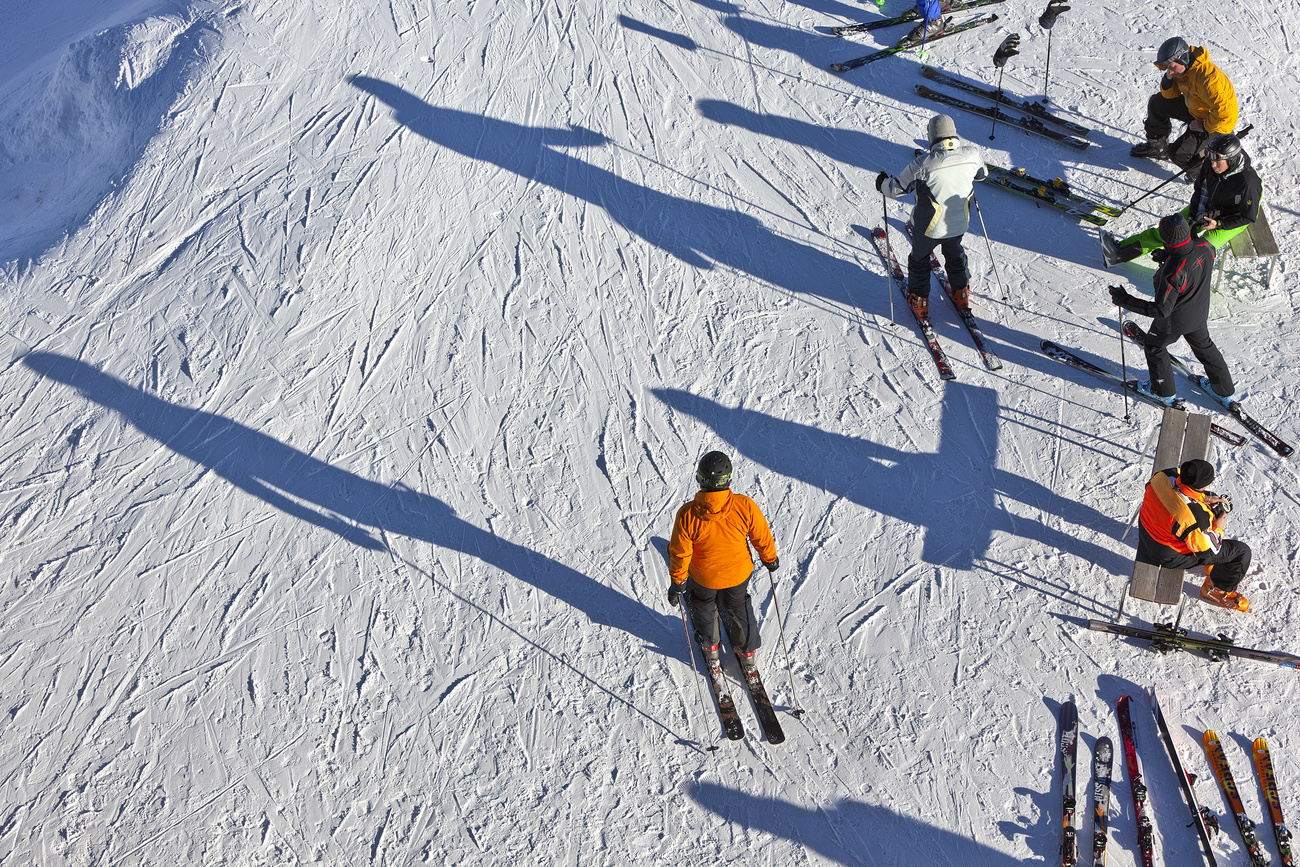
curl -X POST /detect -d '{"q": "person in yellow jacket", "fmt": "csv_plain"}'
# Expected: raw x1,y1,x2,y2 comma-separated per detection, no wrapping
667,451,778,670
1130,37,1237,180
1137,458,1252,610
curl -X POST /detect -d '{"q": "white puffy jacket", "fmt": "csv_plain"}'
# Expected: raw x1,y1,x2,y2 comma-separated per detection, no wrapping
882,138,987,239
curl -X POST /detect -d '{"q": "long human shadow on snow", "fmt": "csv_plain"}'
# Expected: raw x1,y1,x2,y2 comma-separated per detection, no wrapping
346,76,880,319
690,782,1024,865
655,385,1130,574
22,352,673,657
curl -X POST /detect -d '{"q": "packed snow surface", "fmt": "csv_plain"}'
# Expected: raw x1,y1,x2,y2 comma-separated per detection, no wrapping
1,0,1297,864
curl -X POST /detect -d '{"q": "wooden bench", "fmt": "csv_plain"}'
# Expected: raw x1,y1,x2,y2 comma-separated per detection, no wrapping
1214,203,1280,292
1125,406,1211,612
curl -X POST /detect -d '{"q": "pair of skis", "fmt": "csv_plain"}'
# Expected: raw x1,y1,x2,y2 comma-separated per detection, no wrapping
914,84,1090,150
1122,322,1294,458
700,647,785,745
904,224,1003,371
830,14,999,71
1058,701,1113,867
830,0,1004,35
920,66,1090,137
1204,730,1273,865
984,164,1119,227
1086,620,1300,672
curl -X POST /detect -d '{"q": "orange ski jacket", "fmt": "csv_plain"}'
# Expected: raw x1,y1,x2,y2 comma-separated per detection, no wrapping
668,489,777,590
1138,468,1222,557
1158,46,1238,135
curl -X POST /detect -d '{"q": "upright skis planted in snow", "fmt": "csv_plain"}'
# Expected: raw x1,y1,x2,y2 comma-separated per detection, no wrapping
1060,700,1080,866
1204,730,1270,866
830,14,999,71
1118,695,1157,867
830,0,1005,34
1039,340,1247,446
920,65,1090,136
1152,691,1220,866
736,655,785,745
1253,738,1294,866
1123,322,1293,458
915,84,1089,150
868,227,957,380
1091,736,1113,867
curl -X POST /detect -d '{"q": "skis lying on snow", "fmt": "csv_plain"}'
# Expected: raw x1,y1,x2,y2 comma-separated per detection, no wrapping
985,166,1120,217
1118,695,1157,867
1090,736,1114,867
867,227,957,380
1039,340,1247,446
915,84,1090,150
1254,738,1294,867
1123,322,1293,458
1060,700,1080,867
1204,730,1271,867
831,0,1005,35
736,654,785,745
984,164,1120,226
1152,690,1220,866
904,223,1002,370
920,66,1090,137
1087,620,1300,671
830,14,999,72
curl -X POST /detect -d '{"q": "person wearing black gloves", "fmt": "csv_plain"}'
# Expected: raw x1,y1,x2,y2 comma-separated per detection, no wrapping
1109,213,1235,408
878,114,987,321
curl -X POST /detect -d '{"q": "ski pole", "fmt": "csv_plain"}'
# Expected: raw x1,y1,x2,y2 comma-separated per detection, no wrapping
989,67,1005,140
1116,123,1252,218
1117,302,1132,423
882,187,897,325
989,35,1019,141
972,195,1008,302
1043,29,1053,101
765,569,804,719
678,598,720,753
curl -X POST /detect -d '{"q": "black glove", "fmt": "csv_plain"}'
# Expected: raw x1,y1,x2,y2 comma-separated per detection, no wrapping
993,34,1020,68
1108,285,1130,306
1038,0,1069,29
1150,247,1170,263
763,557,779,572
667,583,682,607
1208,493,1233,516
875,171,890,192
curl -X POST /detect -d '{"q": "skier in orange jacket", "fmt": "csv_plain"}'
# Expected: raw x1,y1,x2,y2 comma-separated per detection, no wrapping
667,451,778,670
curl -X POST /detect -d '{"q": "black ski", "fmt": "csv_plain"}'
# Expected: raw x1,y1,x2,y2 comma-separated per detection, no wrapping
987,164,1121,216
703,655,745,740
1118,695,1157,867
831,0,1005,34
1061,700,1080,867
1152,690,1220,866
867,227,958,380
830,14,999,71
736,655,785,745
915,84,1090,150
1091,736,1114,867
920,66,1091,136
1205,730,1270,866
1039,340,1247,446
1122,322,1293,458
1254,737,1295,867
904,224,1002,370
1087,620,1300,672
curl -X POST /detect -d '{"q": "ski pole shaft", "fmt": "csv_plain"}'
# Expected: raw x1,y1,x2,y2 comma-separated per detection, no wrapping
882,188,897,325
766,569,804,718
678,599,720,753
972,195,1008,302
1117,305,1132,423
1043,29,1052,100
989,68,1004,140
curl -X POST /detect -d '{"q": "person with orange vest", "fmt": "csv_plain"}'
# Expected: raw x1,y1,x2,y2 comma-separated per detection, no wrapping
667,451,778,670
1137,458,1251,610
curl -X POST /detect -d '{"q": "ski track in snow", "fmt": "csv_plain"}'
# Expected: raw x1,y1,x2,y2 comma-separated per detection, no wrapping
0,0,1298,864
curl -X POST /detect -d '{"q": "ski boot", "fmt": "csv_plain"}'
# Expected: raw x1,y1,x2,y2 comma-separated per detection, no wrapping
949,283,971,311
906,291,930,322
737,649,758,672
701,642,721,663
1189,374,1240,411
902,16,950,46
1200,575,1249,612
1130,137,1169,159
1132,379,1185,409
1100,231,1142,268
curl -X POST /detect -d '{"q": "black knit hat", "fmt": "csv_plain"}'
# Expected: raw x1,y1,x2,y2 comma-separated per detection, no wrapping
1179,458,1215,489
1159,213,1192,247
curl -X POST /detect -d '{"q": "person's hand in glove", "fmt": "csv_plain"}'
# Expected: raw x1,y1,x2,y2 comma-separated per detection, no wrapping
875,171,890,192
993,34,1021,68
763,557,779,572
667,583,682,607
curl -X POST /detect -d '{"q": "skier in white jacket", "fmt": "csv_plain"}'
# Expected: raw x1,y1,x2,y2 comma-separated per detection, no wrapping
877,114,987,321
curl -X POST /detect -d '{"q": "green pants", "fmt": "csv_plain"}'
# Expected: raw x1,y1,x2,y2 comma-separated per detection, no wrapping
1119,205,1250,257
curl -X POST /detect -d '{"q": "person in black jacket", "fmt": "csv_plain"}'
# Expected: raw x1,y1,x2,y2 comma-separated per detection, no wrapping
1102,134,1262,267
1108,213,1235,406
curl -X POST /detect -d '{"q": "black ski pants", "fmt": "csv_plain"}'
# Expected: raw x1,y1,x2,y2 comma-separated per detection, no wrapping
907,233,969,298
686,576,761,653
1138,529,1251,592
1142,92,1214,172
1143,325,1234,399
